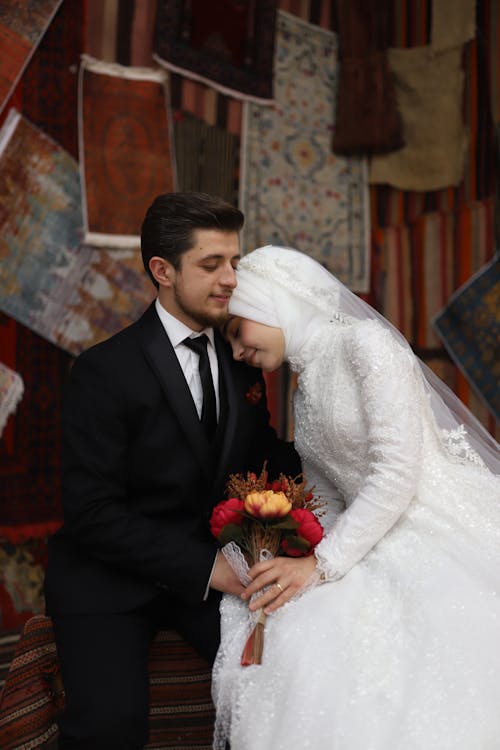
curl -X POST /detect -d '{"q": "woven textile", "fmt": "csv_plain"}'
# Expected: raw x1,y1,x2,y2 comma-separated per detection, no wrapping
148,629,214,747
332,0,403,155
241,11,370,292
371,200,499,438
371,0,495,225
0,315,66,537
431,0,476,52
373,200,495,347
79,55,176,246
84,0,157,67
0,617,214,750
174,111,239,204
0,110,155,356
0,109,81,345
0,615,64,750
154,0,277,103
0,538,47,632
0,0,63,115
370,45,469,191
20,0,83,159
0,364,23,439
30,243,155,356
433,256,500,422
0,631,19,694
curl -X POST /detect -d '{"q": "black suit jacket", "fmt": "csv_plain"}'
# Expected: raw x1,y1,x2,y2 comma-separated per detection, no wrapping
45,303,300,616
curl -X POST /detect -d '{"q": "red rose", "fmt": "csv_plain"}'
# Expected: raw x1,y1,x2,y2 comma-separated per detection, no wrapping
209,498,245,538
281,508,324,557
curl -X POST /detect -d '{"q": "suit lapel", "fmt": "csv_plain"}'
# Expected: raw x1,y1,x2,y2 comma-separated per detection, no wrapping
139,304,213,482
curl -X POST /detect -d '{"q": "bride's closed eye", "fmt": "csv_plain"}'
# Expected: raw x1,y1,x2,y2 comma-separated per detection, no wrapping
223,317,241,343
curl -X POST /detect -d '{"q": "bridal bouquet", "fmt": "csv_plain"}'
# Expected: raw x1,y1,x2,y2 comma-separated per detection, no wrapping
210,465,324,666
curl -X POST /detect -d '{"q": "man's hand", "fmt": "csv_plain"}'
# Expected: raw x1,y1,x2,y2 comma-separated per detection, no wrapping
241,555,317,614
210,551,245,596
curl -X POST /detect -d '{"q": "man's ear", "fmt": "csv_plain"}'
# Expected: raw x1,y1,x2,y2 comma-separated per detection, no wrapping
149,256,175,288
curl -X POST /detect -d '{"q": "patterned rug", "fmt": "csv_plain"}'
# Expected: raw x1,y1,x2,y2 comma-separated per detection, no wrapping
0,630,19,694
154,0,277,102
0,110,155,356
0,617,214,749
433,256,500,422
79,55,176,246
0,0,63,115
0,363,23,439
240,11,370,292
20,0,84,159
0,314,66,540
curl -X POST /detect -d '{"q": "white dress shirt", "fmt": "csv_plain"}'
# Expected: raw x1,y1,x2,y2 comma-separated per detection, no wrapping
155,298,220,419
155,298,219,598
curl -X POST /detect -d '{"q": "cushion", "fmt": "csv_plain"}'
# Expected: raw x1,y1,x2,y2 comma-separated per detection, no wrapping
0,615,215,749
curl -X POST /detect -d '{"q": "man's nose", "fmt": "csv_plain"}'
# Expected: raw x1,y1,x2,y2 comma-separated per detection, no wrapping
220,263,237,288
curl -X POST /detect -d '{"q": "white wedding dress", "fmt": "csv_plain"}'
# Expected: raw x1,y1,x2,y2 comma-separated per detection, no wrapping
213,318,500,750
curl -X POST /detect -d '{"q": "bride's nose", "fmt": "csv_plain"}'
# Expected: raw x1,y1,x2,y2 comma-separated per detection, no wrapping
232,341,245,361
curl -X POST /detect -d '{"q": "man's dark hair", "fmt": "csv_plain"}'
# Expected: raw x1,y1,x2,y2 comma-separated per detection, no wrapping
141,192,244,287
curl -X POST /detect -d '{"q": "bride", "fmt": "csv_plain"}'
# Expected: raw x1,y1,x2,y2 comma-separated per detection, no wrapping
212,245,500,750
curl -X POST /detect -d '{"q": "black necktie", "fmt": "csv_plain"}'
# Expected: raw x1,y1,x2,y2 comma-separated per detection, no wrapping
183,335,217,438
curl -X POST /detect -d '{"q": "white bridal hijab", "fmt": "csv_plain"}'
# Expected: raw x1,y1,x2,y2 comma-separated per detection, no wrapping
229,245,500,475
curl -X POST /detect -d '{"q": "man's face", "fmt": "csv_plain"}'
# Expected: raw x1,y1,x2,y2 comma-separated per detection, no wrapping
158,229,240,330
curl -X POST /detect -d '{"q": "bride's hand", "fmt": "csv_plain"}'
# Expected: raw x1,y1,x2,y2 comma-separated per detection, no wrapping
241,556,317,614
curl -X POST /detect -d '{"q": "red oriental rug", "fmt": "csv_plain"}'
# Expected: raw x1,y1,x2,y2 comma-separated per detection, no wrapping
21,0,84,160
79,55,176,246
0,320,63,631
0,314,67,539
154,0,277,102
0,0,63,115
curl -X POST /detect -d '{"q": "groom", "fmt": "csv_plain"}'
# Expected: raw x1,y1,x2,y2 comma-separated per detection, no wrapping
44,192,300,749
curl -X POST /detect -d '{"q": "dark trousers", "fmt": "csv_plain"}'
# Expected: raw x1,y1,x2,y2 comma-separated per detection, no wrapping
52,590,221,750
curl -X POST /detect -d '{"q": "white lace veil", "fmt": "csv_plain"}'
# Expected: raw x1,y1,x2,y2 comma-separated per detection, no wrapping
229,245,499,474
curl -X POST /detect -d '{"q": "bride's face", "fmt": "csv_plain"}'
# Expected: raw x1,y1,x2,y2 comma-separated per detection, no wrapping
225,316,285,371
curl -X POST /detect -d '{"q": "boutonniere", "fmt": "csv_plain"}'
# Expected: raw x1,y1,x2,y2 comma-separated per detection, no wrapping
245,381,262,405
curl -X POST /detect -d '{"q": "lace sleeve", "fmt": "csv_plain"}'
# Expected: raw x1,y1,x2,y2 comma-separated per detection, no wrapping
314,322,423,580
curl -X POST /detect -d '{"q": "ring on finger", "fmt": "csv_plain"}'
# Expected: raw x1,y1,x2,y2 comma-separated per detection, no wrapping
275,582,284,593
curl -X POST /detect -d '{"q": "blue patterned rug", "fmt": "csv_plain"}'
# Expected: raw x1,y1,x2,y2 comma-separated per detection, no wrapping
240,11,370,292
433,256,500,422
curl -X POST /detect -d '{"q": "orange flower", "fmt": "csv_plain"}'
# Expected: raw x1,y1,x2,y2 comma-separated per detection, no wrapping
244,490,292,519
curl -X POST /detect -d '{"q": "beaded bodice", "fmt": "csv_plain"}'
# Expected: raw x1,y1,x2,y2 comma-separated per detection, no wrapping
291,319,500,579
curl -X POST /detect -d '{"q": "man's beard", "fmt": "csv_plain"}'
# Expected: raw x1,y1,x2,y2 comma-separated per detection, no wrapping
173,286,230,329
